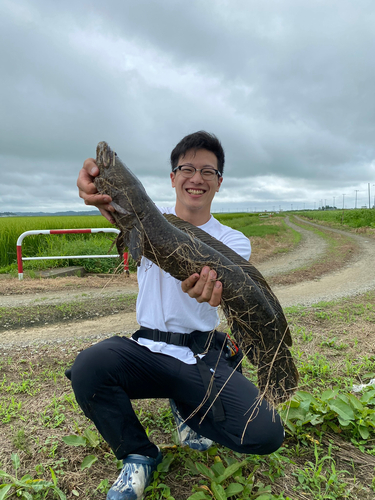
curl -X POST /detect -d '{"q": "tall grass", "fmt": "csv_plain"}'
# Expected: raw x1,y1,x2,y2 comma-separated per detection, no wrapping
0,215,115,269
1,212,287,273
298,208,375,228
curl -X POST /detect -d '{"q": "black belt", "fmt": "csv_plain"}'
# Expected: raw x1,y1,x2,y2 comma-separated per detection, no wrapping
132,328,205,348
133,327,226,422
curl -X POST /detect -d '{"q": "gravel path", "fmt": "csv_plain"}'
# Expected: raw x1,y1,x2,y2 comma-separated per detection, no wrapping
1,218,375,348
269,217,375,307
257,216,328,277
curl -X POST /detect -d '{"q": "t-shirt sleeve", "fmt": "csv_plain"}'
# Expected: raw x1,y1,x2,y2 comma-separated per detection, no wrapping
221,229,251,261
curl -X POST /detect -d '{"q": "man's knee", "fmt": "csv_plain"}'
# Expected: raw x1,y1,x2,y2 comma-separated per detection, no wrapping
242,418,285,456
66,340,121,397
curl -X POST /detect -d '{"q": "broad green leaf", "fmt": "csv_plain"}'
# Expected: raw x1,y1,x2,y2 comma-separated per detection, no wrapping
211,461,225,477
358,425,370,439
225,482,244,497
346,394,363,411
11,453,20,471
321,388,339,401
296,391,316,411
81,455,98,470
256,495,274,500
328,399,355,421
360,389,375,404
84,428,100,447
211,482,226,500
0,470,13,479
285,407,308,421
54,487,68,500
184,458,199,475
195,462,215,480
158,453,174,473
186,492,209,500
0,485,12,500
215,459,250,483
62,435,87,447
337,418,351,427
20,492,33,500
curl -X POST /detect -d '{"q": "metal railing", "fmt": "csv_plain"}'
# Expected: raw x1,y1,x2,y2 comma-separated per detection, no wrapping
16,228,128,280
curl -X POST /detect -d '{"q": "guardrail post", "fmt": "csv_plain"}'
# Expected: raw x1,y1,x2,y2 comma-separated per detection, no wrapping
123,252,129,275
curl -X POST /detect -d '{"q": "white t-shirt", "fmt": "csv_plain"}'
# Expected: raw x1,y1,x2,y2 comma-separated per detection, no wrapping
134,207,251,364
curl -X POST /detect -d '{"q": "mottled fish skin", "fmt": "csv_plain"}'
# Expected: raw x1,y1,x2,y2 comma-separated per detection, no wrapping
94,141,298,404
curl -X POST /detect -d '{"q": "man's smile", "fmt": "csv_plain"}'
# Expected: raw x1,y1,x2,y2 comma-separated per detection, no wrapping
186,188,206,195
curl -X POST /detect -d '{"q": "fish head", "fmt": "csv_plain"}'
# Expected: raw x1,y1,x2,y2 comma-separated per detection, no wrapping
95,141,149,223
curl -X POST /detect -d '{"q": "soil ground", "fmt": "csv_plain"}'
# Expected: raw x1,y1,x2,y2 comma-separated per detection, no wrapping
1,217,375,499
1,216,375,345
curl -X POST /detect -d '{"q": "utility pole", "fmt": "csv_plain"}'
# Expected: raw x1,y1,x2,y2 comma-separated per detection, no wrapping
369,183,371,209
355,190,359,209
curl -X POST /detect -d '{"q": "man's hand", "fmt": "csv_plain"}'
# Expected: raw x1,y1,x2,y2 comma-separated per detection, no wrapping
181,266,222,307
77,158,116,223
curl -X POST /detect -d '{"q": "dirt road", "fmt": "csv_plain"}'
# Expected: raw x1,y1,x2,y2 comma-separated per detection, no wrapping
1,217,375,347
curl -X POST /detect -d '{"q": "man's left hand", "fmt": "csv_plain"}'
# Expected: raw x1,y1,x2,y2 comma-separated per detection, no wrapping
181,266,222,307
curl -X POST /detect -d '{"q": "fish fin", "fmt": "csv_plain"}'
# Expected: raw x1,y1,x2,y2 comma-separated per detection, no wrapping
128,226,144,265
110,201,131,215
164,213,292,346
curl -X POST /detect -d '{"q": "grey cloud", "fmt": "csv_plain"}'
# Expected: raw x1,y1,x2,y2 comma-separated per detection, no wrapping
1,0,374,213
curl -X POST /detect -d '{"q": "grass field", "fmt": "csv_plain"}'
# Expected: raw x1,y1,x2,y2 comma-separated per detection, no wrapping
1,292,375,499
0,213,290,275
2,210,375,498
296,208,375,230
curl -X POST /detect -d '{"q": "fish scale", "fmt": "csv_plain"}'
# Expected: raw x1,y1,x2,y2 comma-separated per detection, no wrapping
95,141,298,404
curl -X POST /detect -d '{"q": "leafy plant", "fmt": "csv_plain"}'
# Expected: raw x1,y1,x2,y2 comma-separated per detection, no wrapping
281,387,375,442
0,452,66,499
62,427,102,470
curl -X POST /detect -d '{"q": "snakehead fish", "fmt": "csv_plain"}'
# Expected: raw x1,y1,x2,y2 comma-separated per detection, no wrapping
94,141,298,404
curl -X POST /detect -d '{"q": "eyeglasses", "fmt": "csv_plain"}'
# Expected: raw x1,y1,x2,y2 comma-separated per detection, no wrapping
172,164,221,180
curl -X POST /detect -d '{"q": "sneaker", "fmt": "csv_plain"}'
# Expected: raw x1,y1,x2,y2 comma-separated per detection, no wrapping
106,450,163,500
169,399,213,451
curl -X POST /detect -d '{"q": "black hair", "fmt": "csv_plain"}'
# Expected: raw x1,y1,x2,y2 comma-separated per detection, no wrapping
170,131,225,176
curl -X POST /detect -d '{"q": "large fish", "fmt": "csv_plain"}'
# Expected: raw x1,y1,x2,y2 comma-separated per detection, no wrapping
94,141,298,404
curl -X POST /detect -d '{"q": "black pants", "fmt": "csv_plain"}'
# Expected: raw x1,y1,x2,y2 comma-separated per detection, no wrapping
66,335,284,459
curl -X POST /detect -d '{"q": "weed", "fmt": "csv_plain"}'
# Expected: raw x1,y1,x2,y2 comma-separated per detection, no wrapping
320,337,349,350
292,444,349,499
0,452,66,499
12,428,32,456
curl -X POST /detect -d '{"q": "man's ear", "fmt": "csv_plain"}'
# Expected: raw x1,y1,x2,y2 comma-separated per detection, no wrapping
216,176,223,192
170,172,176,187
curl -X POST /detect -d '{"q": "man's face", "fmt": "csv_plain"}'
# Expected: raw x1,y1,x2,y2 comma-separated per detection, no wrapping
170,148,223,217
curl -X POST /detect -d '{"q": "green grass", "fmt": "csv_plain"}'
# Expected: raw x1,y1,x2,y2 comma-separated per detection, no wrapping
214,212,288,238
0,215,139,274
2,292,375,498
297,208,375,229
1,213,287,274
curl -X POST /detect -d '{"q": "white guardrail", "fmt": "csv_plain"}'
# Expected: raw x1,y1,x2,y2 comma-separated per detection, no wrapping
16,228,129,280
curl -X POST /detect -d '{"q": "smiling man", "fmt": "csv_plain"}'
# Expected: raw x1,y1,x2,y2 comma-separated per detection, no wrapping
68,131,284,500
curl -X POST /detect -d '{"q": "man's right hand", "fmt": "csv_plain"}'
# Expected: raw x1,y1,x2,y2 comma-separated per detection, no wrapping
77,158,116,223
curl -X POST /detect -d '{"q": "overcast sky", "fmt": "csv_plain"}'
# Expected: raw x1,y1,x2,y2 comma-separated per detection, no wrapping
1,0,375,214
